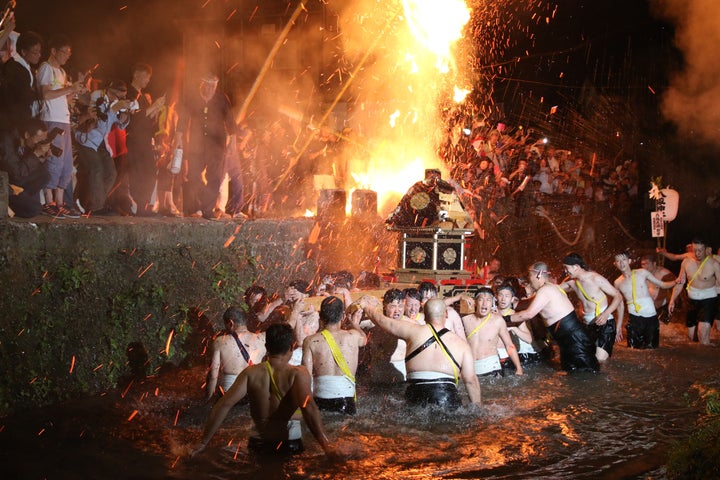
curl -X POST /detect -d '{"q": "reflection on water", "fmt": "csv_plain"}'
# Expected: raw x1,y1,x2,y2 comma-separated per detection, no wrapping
2,321,719,479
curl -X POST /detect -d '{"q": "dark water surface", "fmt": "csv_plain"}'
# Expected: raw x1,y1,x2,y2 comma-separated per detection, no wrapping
2,321,719,479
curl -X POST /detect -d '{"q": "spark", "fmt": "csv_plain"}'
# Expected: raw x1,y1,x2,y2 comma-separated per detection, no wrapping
122,380,134,398
174,409,180,426
165,329,175,356
38,428,45,436
223,235,236,248
17,328,25,336
226,9,236,21
171,456,180,469
69,355,76,374
302,395,310,408
143,313,151,321
137,262,154,278
234,442,241,460
127,410,139,422
154,388,159,396
648,85,656,94
93,364,103,371
119,5,127,11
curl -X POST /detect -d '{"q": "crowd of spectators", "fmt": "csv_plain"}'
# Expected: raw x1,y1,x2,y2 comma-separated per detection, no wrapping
438,117,640,228
1,13,639,223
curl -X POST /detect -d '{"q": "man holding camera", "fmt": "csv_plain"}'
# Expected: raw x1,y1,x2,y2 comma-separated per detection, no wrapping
37,34,84,218
73,80,132,213
0,118,51,217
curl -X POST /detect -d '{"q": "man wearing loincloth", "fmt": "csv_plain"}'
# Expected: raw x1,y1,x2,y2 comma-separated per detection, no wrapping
302,296,367,414
506,262,599,373
192,324,338,457
359,296,481,410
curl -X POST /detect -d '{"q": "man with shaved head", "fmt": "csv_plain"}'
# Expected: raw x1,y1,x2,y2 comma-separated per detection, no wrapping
359,296,481,410
506,262,599,373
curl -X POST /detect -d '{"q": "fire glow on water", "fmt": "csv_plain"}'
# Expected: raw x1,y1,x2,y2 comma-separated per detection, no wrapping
342,0,472,215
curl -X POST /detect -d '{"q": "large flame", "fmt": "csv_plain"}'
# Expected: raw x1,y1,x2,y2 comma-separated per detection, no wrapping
342,0,471,215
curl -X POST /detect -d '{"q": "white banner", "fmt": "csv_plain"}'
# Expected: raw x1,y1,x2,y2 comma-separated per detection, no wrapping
651,211,664,238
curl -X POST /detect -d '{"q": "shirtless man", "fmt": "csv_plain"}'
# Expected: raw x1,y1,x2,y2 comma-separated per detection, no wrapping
359,296,482,410
206,307,266,400
669,238,720,345
462,287,523,377
418,281,466,339
285,279,319,366
403,288,424,323
506,262,599,373
495,281,541,365
302,296,367,415
192,323,337,457
640,254,675,324
560,253,622,362
613,252,677,349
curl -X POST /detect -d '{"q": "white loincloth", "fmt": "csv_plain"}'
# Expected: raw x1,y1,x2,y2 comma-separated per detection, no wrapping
220,373,238,392
391,360,407,381
313,375,355,399
406,370,454,383
474,355,501,375
626,296,657,317
688,286,718,301
583,310,613,324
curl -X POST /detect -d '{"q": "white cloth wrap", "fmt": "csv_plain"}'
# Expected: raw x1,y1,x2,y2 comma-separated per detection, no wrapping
688,286,718,301
313,375,355,399
220,373,238,392
626,296,657,317
287,419,302,440
390,360,407,381
474,355,501,375
406,370,454,382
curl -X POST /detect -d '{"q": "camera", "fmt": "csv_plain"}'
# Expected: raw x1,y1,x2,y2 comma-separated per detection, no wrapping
37,127,65,156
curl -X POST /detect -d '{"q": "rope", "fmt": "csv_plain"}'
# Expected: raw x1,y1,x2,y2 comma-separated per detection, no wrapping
536,209,585,246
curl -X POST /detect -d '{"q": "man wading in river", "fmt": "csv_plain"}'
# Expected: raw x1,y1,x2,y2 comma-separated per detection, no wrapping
506,262,599,373
358,296,481,410
192,323,339,457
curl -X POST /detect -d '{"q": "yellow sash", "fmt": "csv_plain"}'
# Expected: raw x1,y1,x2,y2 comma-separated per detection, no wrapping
320,329,356,401
686,257,709,291
466,313,492,340
631,270,642,312
264,361,284,401
264,361,301,414
575,280,606,317
430,325,459,385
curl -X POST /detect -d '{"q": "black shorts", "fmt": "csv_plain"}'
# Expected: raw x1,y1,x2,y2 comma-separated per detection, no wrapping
248,436,304,456
626,314,660,349
686,296,718,327
405,379,461,410
314,396,357,415
549,312,599,373
587,318,616,356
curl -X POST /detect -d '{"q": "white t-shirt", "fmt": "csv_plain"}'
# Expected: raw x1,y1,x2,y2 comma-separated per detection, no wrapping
37,62,71,124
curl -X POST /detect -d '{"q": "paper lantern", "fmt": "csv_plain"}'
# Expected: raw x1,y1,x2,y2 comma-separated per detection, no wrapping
661,188,679,222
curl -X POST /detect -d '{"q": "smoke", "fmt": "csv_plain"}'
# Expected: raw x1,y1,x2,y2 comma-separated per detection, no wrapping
653,0,720,144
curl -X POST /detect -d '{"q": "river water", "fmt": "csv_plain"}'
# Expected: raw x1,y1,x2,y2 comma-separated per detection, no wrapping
2,320,719,479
